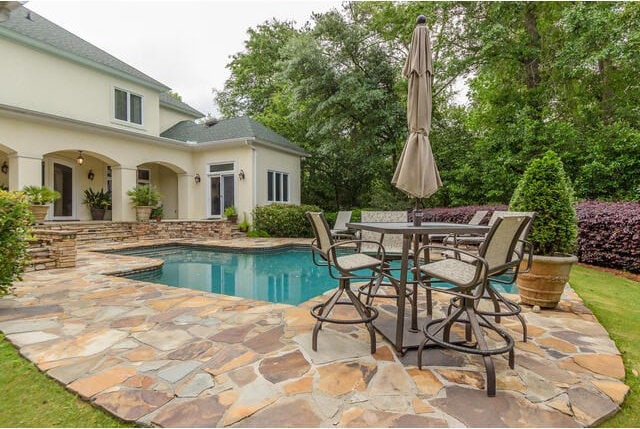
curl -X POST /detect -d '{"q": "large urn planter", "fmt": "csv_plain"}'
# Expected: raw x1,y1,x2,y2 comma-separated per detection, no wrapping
30,205,50,223
517,254,578,308
135,206,153,222
90,208,106,220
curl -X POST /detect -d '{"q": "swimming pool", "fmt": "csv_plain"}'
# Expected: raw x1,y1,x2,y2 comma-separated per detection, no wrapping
113,245,517,305
116,245,339,305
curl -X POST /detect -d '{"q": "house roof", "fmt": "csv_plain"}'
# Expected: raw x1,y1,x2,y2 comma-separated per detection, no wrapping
161,117,308,156
159,92,204,119
0,5,169,91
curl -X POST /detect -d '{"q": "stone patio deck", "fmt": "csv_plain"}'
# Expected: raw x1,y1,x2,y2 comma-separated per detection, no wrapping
0,238,629,427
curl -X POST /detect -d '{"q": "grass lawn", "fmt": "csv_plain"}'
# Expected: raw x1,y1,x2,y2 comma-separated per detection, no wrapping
569,265,640,427
0,334,132,427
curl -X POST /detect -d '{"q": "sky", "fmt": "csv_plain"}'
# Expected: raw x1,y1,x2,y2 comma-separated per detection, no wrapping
26,0,342,117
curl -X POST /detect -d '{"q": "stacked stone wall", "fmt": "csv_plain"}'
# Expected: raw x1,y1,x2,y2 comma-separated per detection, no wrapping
27,230,77,271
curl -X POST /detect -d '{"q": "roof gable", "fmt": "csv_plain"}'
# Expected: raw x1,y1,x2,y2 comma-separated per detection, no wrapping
159,93,204,118
0,6,169,91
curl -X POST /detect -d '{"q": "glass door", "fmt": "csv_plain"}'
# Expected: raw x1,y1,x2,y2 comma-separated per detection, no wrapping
52,161,75,219
209,174,235,217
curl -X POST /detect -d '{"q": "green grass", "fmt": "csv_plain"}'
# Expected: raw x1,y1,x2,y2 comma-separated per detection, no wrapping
569,265,640,427
0,334,132,427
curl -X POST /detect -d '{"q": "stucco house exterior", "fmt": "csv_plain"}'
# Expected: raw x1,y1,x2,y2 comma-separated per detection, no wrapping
0,4,307,222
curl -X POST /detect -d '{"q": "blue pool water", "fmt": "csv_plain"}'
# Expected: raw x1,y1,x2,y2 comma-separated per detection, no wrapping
113,245,517,305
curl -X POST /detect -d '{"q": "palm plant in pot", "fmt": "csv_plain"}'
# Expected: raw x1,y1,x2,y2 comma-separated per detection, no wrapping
22,185,61,223
82,188,111,220
509,150,578,308
127,184,161,222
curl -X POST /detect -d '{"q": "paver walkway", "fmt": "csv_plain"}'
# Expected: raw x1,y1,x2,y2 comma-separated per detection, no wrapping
0,238,629,427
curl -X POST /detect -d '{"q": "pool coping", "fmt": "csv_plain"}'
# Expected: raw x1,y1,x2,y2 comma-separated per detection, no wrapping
0,237,629,427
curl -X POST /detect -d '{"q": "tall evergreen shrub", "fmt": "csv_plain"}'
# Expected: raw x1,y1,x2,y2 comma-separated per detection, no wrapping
253,204,321,237
0,190,33,295
509,150,578,255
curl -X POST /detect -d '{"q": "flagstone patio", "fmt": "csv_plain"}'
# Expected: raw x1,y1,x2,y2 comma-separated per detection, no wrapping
0,238,629,427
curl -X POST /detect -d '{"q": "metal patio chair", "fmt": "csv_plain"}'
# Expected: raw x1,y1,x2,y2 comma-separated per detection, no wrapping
416,215,530,397
306,211,387,353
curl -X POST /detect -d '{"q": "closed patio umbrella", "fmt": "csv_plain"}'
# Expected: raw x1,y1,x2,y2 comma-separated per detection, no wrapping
392,15,442,203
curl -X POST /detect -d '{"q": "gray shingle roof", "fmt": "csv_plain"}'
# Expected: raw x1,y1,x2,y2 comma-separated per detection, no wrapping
0,6,169,91
161,117,308,155
159,93,204,118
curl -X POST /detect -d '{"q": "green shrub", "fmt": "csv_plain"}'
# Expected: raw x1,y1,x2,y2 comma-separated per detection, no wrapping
246,230,270,238
126,184,161,207
0,190,33,295
252,204,321,237
509,150,578,256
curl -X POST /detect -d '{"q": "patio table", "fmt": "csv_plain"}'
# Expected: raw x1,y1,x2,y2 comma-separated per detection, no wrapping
346,221,490,354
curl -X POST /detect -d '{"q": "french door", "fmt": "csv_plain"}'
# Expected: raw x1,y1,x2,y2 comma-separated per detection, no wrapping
209,174,235,217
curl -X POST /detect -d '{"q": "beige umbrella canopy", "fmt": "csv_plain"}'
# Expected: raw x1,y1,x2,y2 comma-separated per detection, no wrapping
391,15,442,200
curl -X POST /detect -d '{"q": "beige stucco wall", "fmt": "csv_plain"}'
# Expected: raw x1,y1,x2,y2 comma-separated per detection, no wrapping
254,144,302,207
159,106,197,133
0,38,161,136
193,143,254,220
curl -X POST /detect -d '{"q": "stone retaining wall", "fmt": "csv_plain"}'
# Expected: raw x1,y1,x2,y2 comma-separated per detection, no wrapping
28,229,77,270
30,220,232,270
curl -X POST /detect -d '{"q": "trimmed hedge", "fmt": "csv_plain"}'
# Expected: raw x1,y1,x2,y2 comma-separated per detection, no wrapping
417,202,640,274
253,204,321,238
576,201,640,273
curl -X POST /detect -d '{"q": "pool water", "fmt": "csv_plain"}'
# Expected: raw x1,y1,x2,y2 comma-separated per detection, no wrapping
114,245,517,305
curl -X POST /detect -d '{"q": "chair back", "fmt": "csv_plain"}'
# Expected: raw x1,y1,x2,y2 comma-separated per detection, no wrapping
479,216,530,272
468,210,489,225
306,212,335,261
333,211,352,230
360,211,407,254
490,210,535,255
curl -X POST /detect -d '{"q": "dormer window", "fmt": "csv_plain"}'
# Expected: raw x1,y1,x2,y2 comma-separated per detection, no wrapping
114,88,143,125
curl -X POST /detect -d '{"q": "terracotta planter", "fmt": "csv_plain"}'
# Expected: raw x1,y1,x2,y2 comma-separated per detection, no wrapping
135,206,153,222
227,214,238,224
517,254,578,308
30,205,50,223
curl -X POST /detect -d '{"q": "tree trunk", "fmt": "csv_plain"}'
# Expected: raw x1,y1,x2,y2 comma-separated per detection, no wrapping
523,2,542,89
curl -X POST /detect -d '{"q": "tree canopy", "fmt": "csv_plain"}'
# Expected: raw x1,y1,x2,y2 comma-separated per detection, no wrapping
216,2,640,210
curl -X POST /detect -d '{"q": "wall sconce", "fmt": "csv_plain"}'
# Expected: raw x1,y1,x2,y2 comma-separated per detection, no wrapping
87,169,95,181
76,151,84,165
1,161,7,174
238,169,245,180
194,173,201,184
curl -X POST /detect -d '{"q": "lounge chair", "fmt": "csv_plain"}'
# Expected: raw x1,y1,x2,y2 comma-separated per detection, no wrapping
416,215,531,396
330,210,354,240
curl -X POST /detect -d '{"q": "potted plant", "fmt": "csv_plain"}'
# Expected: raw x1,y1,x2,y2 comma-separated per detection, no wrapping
509,150,579,308
127,184,161,222
82,188,111,220
150,205,164,222
224,205,238,223
22,185,61,223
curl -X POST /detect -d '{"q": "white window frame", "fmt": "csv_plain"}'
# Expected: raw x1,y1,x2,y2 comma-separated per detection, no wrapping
267,170,290,203
206,162,236,219
112,86,144,127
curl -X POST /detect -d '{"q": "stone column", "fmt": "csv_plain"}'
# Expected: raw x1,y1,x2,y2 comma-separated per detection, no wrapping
111,166,137,221
8,154,42,190
177,173,194,219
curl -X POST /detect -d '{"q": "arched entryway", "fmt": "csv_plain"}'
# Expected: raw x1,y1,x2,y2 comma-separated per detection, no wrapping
136,161,186,220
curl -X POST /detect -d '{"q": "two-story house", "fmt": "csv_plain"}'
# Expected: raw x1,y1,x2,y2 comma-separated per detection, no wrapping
0,4,307,221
